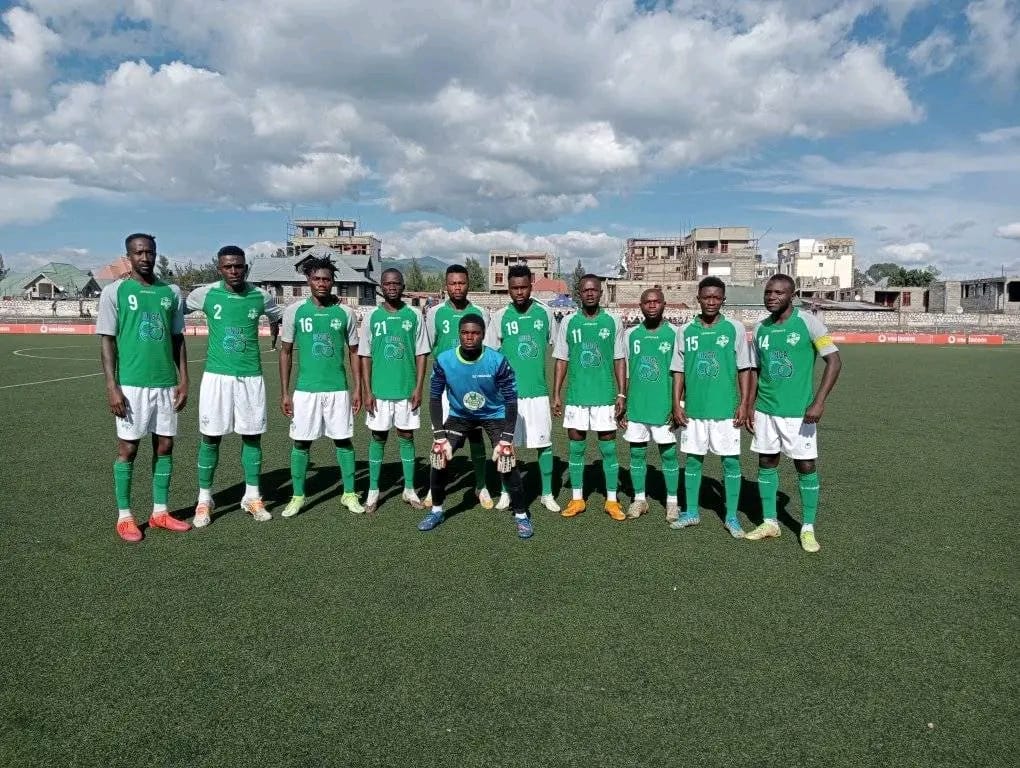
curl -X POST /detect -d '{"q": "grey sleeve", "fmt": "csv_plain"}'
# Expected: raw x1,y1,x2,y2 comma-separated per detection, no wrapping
344,305,360,347
670,321,690,373
170,284,185,335
281,302,299,343
552,316,569,361
802,312,839,356
414,308,430,355
262,290,284,323
358,310,372,356
749,322,764,367
732,319,753,369
612,315,626,360
542,304,557,346
485,307,504,349
424,304,439,349
185,284,211,313
95,283,119,336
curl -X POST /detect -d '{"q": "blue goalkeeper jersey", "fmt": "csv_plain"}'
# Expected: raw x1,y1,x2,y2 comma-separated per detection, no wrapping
431,346,518,420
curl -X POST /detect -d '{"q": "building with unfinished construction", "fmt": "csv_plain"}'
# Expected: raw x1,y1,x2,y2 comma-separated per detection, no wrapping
624,227,757,284
488,250,555,293
777,237,855,298
286,219,381,283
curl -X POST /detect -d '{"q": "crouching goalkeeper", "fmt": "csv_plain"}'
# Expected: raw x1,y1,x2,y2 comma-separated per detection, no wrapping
418,314,534,539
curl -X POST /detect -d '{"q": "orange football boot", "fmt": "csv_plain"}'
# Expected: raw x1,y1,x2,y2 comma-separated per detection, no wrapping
116,517,143,543
604,500,626,521
149,512,192,533
561,499,586,518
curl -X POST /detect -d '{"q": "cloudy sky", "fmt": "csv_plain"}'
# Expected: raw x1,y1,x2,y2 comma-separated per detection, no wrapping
1,0,1018,278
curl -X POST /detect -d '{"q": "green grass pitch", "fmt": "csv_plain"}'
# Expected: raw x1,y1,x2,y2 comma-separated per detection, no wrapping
0,336,1016,767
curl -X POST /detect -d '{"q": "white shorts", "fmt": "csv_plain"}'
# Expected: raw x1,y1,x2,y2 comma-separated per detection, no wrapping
624,420,676,445
290,390,353,441
366,398,420,431
563,404,617,433
750,411,818,460
514,396,553,448
115,385,177,441
680,418,741,456
199,372,267,436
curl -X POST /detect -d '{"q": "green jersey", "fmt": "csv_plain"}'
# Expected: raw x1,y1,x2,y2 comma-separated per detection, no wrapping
281,299,359,393
624,322,680,425
753,308,838,417
358,303,430,400
96,278,184,388
486,301,556,398
186,281,283,377
670,315,752,420
425,300,487,356
553,309,625,407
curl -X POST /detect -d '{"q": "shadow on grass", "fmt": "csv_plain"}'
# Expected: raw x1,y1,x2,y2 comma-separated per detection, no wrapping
697,475,795,531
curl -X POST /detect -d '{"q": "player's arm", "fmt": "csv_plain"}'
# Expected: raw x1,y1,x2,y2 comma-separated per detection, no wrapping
170,287,188,411
429,361,447,436
346,308,362,415
279,341,295,417
733,320,753,428
269,320,281,350
357,312,376,416
803,317,842,424
669,327,687,426
96,286,127,417
411,309,430,410
551,318,568,417
613,317,627,420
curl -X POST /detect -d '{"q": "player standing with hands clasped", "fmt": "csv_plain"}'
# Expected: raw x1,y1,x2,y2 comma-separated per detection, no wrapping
419,315,533,539
187,245,284,526
98,233,190,542
746,274,842,553
552,275,627,520
278,256,363,518
670,277,754,537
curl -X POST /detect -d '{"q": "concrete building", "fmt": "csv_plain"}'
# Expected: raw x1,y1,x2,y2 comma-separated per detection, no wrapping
955,276,1020,314
489,251,554,293
838,285,929,313
755,256,779,283
286,219,380,283
625,227,756,283
0,262,100,300
777,237,855,295
928,280,962,313
248,248,377,306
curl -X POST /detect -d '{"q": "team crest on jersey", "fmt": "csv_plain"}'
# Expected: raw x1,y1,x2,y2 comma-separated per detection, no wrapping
401,320,413,332
247,308,258,321
695,350,721,379
768,349,794,379
534,319,544,330
138,312,165,341
383,336,406,360
462,391,486,411
657,341,671,354
311,333,335,358
578,342,603,369
330,318,343,331
716,336,730,348
223,327,246,353
516,334,539,360
598,327,610,340
160,296,172,310
786,332,801,346
636,355,661,382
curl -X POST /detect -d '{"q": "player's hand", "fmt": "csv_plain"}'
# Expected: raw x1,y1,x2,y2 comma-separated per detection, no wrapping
107,386,128,418
614,397,626,421
733,405,749,429
173,384,188,413
431,438,453,469
804,400,825,424
351,391,362,416
409,390,422,411
491,440,516,473
364,394,377,416
552,396,563,418
673,406,689,427
281,395,294,418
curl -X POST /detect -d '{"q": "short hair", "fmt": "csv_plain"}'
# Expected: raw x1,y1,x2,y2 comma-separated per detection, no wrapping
380,267,404,282
445,264,468,277
459,314,485,332
767,273,795,291
302,256,337,277
698,276,726,294
125,233,155,252
217,245,245,261
640,287,664,301
507,264,532,280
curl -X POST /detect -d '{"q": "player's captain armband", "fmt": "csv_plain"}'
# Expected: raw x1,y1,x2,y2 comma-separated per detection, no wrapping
813,335,834,351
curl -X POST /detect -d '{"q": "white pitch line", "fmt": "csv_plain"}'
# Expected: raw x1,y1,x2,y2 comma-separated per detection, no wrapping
1,348,276,390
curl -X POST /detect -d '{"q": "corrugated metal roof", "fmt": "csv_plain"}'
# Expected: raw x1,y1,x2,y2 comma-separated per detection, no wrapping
249,253,374,284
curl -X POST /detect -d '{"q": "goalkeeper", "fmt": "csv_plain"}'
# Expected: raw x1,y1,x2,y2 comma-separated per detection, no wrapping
417,314,533,539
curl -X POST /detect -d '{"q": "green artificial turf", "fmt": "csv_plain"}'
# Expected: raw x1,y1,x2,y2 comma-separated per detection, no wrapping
0,336,1017,767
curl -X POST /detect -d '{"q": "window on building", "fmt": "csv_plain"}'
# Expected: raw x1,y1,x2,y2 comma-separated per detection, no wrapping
1008,282,1020,302
901,291,911,307
495,273,504,284
293,285,302,297
720,242,728,253
274,284,283,298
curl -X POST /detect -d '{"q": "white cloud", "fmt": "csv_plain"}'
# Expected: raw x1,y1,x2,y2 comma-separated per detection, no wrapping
967,0,1020,91
907,29,956,75
995,222,1020,239
0,1,922,228
879,241,935,264
0,175,81,225
979,125,1020,144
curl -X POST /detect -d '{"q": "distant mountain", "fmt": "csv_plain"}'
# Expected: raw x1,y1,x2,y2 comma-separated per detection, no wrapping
380,256,452,275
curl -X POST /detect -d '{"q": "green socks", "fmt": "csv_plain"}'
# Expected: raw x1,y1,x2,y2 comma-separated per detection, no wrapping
470,437,487,491
684,454,704,514
291,447,310,497
398,437,416,489
152,455,172,507
113,459,133,510
568,440,586,491
336,445,356,493
197,440,220,490
240,438,263,488
598,440,619,493
799,471,820,525
722,455,741,519
537,446,554,496
629,444,647,496
758,466,779,521
368,438,384,490
660,444,679,499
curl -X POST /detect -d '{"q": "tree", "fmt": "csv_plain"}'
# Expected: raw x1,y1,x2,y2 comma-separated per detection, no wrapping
173,258,220,291
892,266,940,287
864,262,902,285
465,256,486,292
406,258,426,292
853,267,868,288
157,254,173,280
0,253,7,281
571,260,586,303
